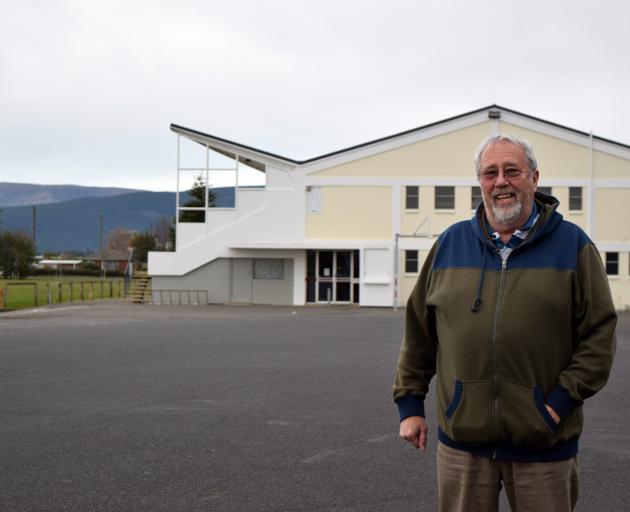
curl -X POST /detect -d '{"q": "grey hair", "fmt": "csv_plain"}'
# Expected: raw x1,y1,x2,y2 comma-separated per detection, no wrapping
474,134,538,176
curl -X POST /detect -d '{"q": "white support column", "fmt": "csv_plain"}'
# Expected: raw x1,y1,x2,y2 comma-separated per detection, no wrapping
588,131,595,238
176,135,181,230
292,251,306,305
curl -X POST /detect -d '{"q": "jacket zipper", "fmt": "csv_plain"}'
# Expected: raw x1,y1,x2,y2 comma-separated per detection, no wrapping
490,251,507,456
488,238,535,458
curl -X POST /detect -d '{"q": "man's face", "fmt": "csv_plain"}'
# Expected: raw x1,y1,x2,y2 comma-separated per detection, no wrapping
478,140,539,231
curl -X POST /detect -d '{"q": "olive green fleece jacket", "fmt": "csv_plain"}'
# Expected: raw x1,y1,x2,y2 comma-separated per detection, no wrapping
393,194,617,459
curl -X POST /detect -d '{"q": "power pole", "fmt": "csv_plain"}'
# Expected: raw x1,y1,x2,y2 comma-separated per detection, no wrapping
32,205,37,250
99,214,104,279
99,214,104,257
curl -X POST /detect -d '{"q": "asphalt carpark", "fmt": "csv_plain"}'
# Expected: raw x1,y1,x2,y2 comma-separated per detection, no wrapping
1,302,628,512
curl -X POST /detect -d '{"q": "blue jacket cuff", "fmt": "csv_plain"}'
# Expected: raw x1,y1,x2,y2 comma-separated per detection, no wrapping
546,384,580,419
396,394,425,421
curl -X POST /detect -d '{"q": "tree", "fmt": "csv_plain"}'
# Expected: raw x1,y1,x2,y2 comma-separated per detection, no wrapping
0,230,36,278
179,174,216,223
130,231,156,263
107,228,135,252
152,216,175,250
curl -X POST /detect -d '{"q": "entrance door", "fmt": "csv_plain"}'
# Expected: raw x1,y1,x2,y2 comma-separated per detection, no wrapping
308,250,359,304
231,259,253,303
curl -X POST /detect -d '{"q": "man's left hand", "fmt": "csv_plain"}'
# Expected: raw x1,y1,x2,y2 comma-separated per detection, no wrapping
545,404,561,424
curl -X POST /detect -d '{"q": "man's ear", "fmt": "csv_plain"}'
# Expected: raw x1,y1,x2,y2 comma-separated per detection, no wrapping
532,170,540,185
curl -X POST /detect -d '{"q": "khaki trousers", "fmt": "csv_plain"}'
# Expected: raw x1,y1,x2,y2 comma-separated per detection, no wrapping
437,442,578,512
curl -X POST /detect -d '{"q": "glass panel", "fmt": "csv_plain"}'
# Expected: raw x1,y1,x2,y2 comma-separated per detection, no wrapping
318,282,333,301
306,251,316,303
538,186,552,196
406,186,419,209
435,186,455,209
336,251,351,277
336,282,350,302
318,251,333,278
208,169,236,208
353,283,360,303
569,187,582,211
238,159,266,188
471,186,482,210
179,170,205,223
353,250,360,278
606,252,618,276
178,137,206,169
307,250,316,278
405,250,418,273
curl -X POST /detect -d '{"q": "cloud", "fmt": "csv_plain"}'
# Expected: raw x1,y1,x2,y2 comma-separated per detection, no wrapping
1,0,629,190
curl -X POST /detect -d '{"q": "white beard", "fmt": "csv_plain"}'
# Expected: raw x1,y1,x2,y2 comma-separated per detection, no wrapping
492,200,522,226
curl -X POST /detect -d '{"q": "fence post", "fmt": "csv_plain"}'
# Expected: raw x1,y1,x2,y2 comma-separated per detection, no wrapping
47,283,52,307
0,286,5,309
33,283,38,307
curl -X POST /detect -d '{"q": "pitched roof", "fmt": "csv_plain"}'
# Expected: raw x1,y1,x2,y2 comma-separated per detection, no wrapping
171,104,630,165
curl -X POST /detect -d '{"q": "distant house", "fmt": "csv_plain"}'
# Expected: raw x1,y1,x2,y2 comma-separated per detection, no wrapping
36,259,82,271
148,105,630,309
84,249,133,273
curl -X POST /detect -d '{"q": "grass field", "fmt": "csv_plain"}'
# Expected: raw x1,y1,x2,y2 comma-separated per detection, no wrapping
0,276,126,309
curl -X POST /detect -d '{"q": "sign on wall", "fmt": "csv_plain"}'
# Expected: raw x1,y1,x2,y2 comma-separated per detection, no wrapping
306,186,322,214
253,259,284,279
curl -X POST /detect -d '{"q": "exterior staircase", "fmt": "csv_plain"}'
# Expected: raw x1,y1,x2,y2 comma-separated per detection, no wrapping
129,271,152,304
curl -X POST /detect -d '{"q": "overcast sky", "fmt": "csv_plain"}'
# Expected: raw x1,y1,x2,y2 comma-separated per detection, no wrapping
1,0,629,191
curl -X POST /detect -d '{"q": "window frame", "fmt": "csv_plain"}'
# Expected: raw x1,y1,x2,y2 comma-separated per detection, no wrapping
605,252,619,277
405,185,419,210
471,186,482,210
404,250,419,274
434,186,455,210
568,187,583,211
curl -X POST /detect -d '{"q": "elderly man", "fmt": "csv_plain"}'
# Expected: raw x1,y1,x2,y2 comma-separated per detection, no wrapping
393,134,616,512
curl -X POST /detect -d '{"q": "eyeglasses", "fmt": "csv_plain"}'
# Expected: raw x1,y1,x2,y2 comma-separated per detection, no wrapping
478,168,528,182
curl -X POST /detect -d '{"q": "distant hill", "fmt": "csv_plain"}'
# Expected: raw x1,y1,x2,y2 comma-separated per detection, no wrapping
1,187,236,253
0,182,143,207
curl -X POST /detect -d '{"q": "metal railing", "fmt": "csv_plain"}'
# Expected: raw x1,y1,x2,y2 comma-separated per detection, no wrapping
150,289,209,306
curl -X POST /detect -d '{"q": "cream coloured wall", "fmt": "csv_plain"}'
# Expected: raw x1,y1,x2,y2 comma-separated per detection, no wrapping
593,151,630,179
315,123,491,178
500,123,589,179
401,186,434,235
595,189,630,241
306,186,392,239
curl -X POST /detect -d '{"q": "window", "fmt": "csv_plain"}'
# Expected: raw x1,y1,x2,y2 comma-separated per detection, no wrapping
569,187,582,211
471,186,482,210
538,186,552,196
405,186,419,209
435,186,455,210
605,252,618,276
405,250,419,273
253,259,284,279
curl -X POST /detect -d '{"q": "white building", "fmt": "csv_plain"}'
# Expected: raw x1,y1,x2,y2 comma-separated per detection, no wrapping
148,105,630,309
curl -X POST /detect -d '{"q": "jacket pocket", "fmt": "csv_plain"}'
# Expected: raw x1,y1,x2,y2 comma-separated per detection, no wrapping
444,379,493,443
500,380,558,448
